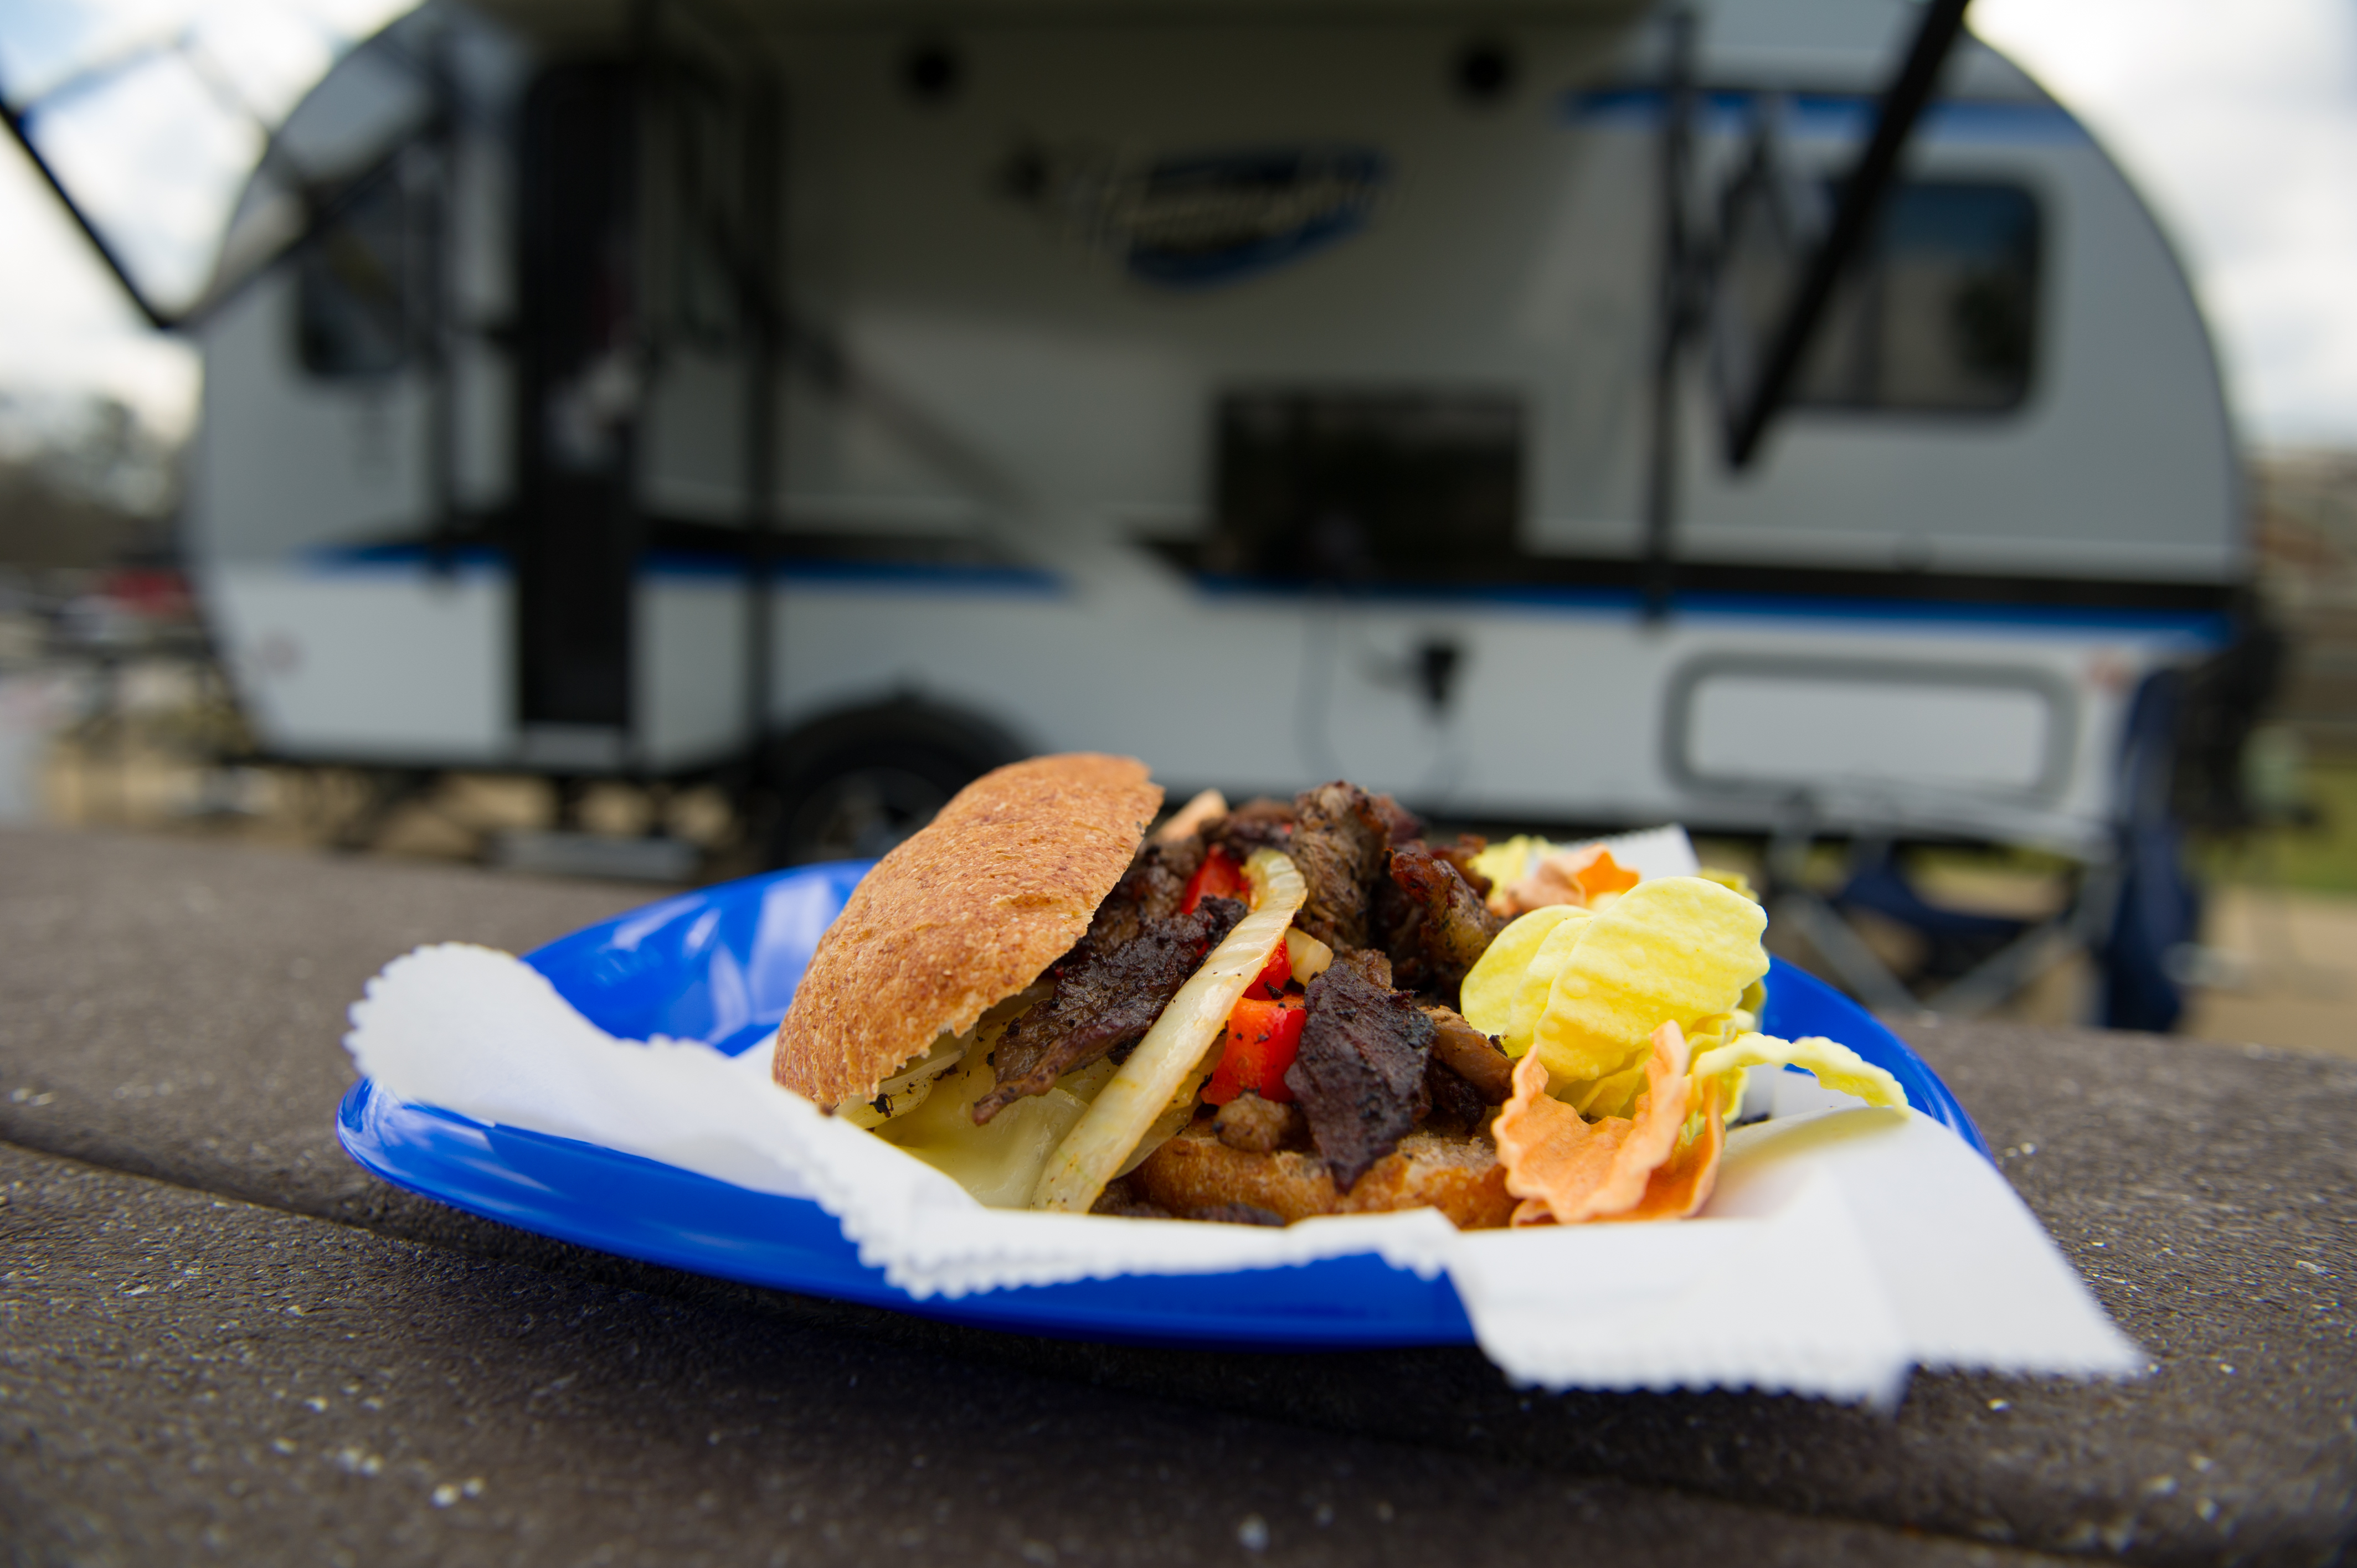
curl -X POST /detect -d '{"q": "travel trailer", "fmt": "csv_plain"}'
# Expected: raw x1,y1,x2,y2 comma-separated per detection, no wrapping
8,0,2253,1025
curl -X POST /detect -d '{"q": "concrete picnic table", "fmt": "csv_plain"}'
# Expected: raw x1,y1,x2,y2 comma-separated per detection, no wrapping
1,827,2349,1566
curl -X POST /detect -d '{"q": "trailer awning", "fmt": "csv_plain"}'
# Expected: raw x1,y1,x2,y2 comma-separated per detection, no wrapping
0,0,423,329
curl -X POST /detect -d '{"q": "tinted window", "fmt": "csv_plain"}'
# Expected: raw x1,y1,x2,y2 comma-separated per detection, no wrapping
295,171,410,378
1720,180,2040,415
1210,391,1521,580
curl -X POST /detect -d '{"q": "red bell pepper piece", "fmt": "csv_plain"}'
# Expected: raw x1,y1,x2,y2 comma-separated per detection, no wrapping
1180,847,1246,914
1203,994,1306,1105
1246,941,1292,1001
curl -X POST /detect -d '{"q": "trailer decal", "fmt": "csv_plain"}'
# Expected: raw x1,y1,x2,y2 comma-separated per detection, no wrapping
1001,140,1389,287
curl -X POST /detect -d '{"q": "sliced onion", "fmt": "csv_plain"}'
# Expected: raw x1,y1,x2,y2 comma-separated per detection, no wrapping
833,1034,967,1128
1285,927,1334,986
836,984,1045,1129
1031,848,1307,1212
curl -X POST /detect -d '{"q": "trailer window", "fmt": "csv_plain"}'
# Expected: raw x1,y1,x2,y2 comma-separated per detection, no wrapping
295,172,411,378
1722,180,2040,415
1208,392,1522,581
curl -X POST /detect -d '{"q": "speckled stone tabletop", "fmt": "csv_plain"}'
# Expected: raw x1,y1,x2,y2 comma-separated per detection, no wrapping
1,827,2350,1567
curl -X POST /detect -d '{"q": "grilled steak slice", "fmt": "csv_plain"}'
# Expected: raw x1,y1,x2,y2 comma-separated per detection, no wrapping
974,895,1246,1122
1422,1056,1493,1137
1422,1004,1515,1103
1089,1176,1170,1219
1429,833,1493,898
1075,837,1205,953
1381,844,1509,1001
1284,960,1435,1191
1290,782,1392,950
1129,838,1200,922
1206,797,1296,859
1333,945,1393,989
1366,793,1425,848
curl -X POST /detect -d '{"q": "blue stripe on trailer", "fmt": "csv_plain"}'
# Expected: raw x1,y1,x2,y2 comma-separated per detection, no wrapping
1563,87,2092,147
659,554,1066,596
297,543,1063,596
301,542,507,575
1187,574,2232,643
292,544,2219,640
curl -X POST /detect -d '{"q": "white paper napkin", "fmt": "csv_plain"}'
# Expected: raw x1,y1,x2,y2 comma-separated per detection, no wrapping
344,942,2142,1405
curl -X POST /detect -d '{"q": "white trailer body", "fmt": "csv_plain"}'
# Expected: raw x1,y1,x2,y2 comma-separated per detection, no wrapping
181,0,2240,866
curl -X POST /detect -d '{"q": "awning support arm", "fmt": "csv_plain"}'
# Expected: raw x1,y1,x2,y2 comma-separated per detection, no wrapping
1723,0,1973,470
0,90,177,331
1640,6,1699,622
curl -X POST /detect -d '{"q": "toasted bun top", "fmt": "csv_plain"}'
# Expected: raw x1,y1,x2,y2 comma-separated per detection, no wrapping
773,753,1162,1109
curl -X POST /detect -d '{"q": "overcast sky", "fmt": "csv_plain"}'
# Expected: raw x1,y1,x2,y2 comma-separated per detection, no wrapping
1974,0,2357,448
1,0,2355,450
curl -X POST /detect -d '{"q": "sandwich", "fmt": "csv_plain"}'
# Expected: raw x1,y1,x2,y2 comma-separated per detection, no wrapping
770,754,1903,1229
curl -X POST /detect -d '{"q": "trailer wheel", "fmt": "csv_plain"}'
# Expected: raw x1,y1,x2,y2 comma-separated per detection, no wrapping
761,702,1022,868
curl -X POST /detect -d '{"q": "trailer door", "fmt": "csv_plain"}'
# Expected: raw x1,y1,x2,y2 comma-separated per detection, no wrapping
514,64,639,767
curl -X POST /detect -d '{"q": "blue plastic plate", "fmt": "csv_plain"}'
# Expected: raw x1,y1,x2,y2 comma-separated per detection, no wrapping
337,861,1990,1349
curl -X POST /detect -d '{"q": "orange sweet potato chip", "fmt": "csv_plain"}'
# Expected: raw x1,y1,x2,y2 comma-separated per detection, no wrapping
1502,857,1582,913
1596,1073,1726,1224
1495,1019,1694,1225
1570,847,1641,902
1499,844,1646,917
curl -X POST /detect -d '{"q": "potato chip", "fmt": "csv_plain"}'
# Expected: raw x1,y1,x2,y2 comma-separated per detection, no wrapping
1509,909,1604,1059
1568,1058,1647,1118
1529,875,1768,1085
1501,858,1583,914
1469,835,1553,908
1492,843,1640,919
1495,1020,1694,1225
1458,903,1585,1050
1691,1031,1907,1114
1569,847,1641,901
1558,1007,1733,1117
1699,866,1758,902
1597,1072,1726,1224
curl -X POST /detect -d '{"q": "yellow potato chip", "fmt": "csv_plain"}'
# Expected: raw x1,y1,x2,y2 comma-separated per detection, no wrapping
1699,866,1758,902
1468,834,1553,898
1458,904,1586,1052
1685,1010,1738,1051
1509,909,1603,1058
1529,876,1768,1085
1568,1058,1647,1118
1690,1031,1907,1112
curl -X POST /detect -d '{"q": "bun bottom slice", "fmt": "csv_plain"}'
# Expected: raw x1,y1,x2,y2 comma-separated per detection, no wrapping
767,755,1527,1227
1121,1126,1516,1230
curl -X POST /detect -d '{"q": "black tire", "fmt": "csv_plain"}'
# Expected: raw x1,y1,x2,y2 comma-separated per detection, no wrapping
761,700,1022,868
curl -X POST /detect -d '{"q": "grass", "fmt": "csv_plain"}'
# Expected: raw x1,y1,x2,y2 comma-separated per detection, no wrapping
2202,757,2357,898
